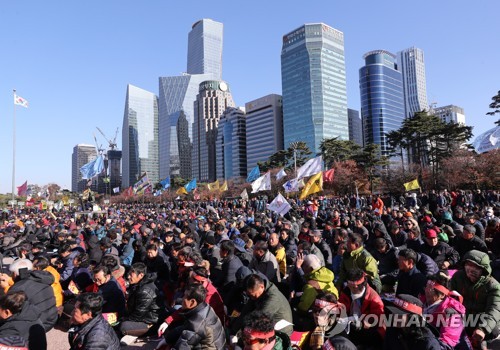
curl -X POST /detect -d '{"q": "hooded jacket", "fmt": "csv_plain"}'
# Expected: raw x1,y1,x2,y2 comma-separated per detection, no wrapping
424,296,466,347
250,250,281,283
336,246,382,294
297,267,338,313
450,250,500,336
0,301,46,350
9,270,57,332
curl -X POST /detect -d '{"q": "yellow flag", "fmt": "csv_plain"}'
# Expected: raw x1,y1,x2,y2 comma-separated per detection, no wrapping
220,180,228,192
176,187,188,195
208,180,220,191
299,172,323,200
403,179,420,191
62,196,69,205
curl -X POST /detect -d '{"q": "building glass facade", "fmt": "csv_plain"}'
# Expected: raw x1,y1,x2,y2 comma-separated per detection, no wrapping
72,144,97,193
281,23,349,154
122,84,159,188
245,94,284,173
192,80,235,182
187,19,223,80
348,108,363,146
216,107,247,179
398,47,429,118
359,50,405,157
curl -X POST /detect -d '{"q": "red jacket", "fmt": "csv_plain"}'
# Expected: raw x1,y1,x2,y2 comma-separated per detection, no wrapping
339,284,386,338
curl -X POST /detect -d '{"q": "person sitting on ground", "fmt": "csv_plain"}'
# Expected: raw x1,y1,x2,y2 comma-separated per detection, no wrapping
32,256,63,309
395,249,427,298
249,241,281,283
453,225,488,258
118,262,164,343
157,284,225,350
230,274,293,336
421,228,460,270
0,291,46,350
87,265,126,318
69,293,120,350
238,310,292,350
8,259,57,332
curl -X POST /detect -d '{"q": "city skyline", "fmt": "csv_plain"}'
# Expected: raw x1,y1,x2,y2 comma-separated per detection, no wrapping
0,1,498,192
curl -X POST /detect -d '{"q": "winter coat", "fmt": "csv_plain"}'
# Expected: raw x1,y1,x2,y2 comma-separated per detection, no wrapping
339,284,386,339
125,273,162,325
421,241,460,268
396,266,427,298
96,277,126,317
373,246,399,283
44,265,63,307
424,296,466,347
384,325,441,350
0,301,46,350
315,239,333,267
166,302,226,350
250,250,281,283
416,252,439,277
215,253,243,288
9,270,57,332
269,244,287,277
145,249,171,284
119,238,134,266
453,236,488,258
281,237,297,265
310,244,326,267
68,314,120,350
231,279,293,335
450,250,500,336
297,267,338,313
336,246,382,294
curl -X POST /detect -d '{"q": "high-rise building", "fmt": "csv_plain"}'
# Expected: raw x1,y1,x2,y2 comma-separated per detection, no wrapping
72,144,97,193
122,84,159,188
159,19,223,180
245,94,284,172
187,19,223,80
360,50,405,157
398,47,429,118
216,107,247,180
281,23,349,154
159,73,214,179
348,108,363,146
432,105,466,125
192,80,235,182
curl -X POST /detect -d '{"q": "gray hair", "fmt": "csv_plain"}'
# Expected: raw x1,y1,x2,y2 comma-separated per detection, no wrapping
9,258,33,275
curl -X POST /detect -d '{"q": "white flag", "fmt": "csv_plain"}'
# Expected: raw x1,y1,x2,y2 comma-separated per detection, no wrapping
296,156,322,179
276,168,287,181
251,172,271,193
14,94,29,108
240,188,249,200
113,187,120,193
268,193,291,216
283,177,302,193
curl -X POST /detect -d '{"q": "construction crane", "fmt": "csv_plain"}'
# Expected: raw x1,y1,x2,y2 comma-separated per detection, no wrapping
96,127,119,150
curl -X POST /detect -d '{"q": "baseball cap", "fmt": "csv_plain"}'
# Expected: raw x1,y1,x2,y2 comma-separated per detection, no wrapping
425,229,438,238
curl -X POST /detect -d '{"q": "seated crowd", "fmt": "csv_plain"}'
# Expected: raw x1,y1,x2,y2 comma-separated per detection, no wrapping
0,191,498,350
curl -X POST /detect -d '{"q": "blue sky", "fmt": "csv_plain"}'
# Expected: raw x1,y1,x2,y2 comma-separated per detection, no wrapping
0,0,498,193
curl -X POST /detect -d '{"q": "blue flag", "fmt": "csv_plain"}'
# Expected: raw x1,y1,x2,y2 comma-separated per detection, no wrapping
184,178,197,192
160,176,170,189
80,156,104,179
246,166,260,182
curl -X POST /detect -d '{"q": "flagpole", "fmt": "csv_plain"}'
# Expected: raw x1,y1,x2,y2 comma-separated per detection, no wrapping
12,90,17,202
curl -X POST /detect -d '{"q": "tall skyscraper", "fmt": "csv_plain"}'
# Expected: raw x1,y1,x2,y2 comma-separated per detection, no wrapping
348,108,363,146
359,50,405,157
432,105,466,125
216,107,247,179
122,84,159,188
281,23,349,154
159,19,223,180
192,80,235,182
187,19,223,80
398,47,429,118
245,94,284,172
72,144,97,193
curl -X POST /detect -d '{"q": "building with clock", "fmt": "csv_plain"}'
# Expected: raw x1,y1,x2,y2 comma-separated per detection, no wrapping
192,80,235,182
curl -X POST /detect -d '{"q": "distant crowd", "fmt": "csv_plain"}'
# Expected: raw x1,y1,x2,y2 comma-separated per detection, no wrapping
0,188,498,350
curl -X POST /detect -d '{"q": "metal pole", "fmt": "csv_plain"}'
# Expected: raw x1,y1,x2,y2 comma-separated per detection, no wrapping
12,90,17,202
294,149,297,178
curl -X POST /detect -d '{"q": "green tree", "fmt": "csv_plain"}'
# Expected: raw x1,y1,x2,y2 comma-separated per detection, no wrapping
320,137,361,167
352,143,389,193
258,141,312,173
386,129,408,172
486,90,500,125
171,176,187,189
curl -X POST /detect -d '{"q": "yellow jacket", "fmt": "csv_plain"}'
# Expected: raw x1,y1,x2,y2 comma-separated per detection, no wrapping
45,265,64,307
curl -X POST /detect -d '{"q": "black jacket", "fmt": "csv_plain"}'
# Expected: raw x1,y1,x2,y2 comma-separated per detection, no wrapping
315,239,333,267
453,236,488,258
0,301,46,350
165,302,225,350
215,253,243,288
421,241,460,267
68,314,120,350
396,266,427,298
384,326,441,350
126,273,163,324
97,277,126,317
9,270,57,332
145,249,171,283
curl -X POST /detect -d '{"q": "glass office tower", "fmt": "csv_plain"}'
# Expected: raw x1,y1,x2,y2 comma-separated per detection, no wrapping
122,84,159,188
398,47,429,118
281,23,349,154
216,107,247,179
359,50,405,157
187,19,223,80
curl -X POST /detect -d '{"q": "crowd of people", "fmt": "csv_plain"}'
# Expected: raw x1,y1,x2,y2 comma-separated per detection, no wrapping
0,189,498,350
